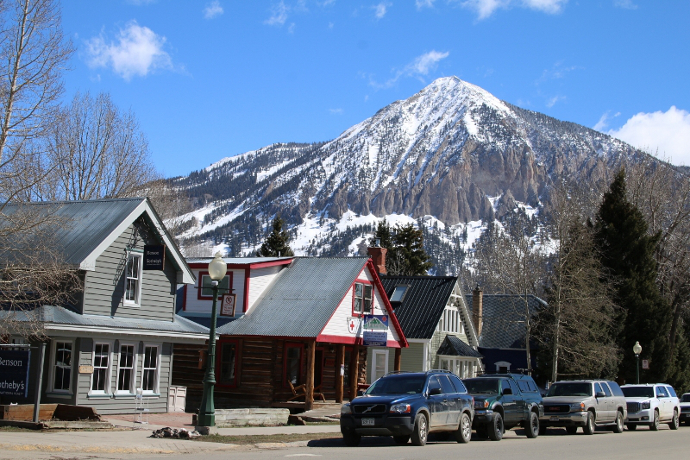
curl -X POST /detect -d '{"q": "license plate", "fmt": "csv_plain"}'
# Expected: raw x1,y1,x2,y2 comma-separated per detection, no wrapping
550,416,559,422
361,418,375,426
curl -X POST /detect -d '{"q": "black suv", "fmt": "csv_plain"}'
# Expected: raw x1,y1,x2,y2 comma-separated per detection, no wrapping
340,370,475,446
462,373,543,441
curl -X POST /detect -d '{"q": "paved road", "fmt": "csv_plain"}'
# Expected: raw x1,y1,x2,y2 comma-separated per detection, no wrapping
1,425,687,460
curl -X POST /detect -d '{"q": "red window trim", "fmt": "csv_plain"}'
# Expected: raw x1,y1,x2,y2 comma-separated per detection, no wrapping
351,280,374,317
197,271,233,300
216,338,241,388
283,342,305,388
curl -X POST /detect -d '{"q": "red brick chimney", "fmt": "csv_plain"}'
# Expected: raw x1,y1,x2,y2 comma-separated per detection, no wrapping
367,242,387,275
472,284,483,338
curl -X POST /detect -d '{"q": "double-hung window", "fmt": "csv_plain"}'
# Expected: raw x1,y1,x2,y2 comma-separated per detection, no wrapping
198,272,232,299
141,345,159,394
117,344,135,394
125,252,142,305
353,282,373,315
52,341,73,393
91,343,111,394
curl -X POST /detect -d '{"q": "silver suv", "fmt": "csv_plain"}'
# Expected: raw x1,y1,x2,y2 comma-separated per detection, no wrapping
621,383,680,430
540,380,627,435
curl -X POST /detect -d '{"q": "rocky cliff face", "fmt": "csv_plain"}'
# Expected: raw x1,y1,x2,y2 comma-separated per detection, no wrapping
172,76,649,268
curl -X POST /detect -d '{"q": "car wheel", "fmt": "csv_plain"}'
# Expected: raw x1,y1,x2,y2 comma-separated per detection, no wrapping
342,430,361,447
650,410,660,431
566,426,578,435
393,435,410,445
669,409,679,430
583,412,595,435
454,412,472,444
411,413,428,446
525,411,539,438
627,424,637,431
613,410,624,433
488,413,504,441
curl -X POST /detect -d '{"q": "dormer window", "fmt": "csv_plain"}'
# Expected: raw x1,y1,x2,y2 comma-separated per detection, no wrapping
390,285,409,303
198,272,232,300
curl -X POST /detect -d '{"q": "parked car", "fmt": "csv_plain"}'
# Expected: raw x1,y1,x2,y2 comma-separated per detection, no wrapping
680,393,690,426
340,370,475,446
621,383,680,430
462,373,543,441
540,380,627,435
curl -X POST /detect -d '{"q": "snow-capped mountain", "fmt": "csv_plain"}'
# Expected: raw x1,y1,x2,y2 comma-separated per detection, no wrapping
171,76,649,273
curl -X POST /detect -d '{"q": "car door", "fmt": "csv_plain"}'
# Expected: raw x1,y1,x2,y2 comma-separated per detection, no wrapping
438,374,460,427
507,378,525,424
427,376,449,428
656,385,671,421
500,379,518,424
594,382,612,422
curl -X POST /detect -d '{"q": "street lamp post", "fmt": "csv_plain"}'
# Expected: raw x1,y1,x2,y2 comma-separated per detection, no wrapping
633,341,642,385
197,252,227,427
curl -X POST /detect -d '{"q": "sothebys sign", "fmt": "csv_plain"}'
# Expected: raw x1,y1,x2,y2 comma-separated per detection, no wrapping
0,350,30,397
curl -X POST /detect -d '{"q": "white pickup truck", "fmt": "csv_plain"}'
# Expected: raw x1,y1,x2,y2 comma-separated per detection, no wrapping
621,383,680,430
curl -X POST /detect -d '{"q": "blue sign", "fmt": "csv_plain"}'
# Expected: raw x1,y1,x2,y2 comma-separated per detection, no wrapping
363,315,389,347
0,350,30,397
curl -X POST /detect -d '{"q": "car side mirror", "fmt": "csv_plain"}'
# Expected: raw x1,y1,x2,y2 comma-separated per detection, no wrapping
357,390,365,397
429,387,442,396
595,391,605,398
503,388,513,395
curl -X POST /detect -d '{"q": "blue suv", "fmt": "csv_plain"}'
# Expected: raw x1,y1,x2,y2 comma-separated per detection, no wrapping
340,370,475,446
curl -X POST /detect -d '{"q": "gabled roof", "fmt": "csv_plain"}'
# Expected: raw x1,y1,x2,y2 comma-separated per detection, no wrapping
379,276,458,340
466,294,547,349
217,257,406,344
437,335,483,358
0,198,194,284
0,305,209,341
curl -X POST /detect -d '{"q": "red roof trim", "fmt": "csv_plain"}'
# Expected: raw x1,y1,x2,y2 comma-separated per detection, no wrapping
188,258,293,270
365,258,408,348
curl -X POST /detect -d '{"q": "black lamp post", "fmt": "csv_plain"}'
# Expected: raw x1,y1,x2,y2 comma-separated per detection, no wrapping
197,252,227,427
633,341,642,384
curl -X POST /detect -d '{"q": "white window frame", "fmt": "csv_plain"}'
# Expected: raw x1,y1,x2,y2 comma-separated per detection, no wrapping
116,342,137,395
50,340,74,394
353,282,373,315
372,349,389,382
124,252,143,306
495,360,511,373
140,343,161,395
441,306,460,333
89,341,113,395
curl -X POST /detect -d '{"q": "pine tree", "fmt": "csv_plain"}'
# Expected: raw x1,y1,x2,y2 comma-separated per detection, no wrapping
369,220,432,275
593,170,672,383
258,216,294,257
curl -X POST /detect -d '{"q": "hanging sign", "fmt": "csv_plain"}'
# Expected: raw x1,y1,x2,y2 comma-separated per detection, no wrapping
0,350,30,397
143,245,166,270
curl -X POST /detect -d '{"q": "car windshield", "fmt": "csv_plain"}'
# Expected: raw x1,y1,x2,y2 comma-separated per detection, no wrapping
622,387,654,398
365,375,426,396
682,394,690,402
547,382,592,397
464,378,499,395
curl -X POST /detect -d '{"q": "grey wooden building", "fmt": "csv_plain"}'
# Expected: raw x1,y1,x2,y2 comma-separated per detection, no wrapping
0,198,208,415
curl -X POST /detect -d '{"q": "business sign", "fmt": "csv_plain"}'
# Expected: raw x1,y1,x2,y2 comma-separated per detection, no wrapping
0,350,30,397
363,315,389,347
143,245,166,270
220,294,237,317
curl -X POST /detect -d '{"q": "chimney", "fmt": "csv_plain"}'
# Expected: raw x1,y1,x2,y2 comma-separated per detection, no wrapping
472,284,483,338
367,243,387,275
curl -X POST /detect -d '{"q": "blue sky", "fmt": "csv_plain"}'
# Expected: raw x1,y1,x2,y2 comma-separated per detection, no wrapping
61,1,690,178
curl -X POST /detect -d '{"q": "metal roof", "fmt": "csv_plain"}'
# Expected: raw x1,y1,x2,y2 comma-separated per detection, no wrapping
0,305,209,337
186,257,293,265
437,334,483,358
379,276,458,339
217,257,369,338
466,294,547,349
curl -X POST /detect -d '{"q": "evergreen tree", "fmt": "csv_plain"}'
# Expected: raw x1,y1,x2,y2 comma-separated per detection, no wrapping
369,220,432,275
258,216,294,257
593,170,672,383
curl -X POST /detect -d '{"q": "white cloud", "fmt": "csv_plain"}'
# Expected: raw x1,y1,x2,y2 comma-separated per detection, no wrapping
607,107,690,166
85,21,172,81
416,0,436,8
546,95,565,107
614,0,637,9
461,0,567,20
329,108,343,115
370,50,450,88
204,1,224,19
265,1,289,26
593,110,620,131
373,2,390,19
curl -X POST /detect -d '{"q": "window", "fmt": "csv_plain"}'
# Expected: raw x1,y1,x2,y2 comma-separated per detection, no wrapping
141,345,159,393
219,340,239,386
52,341,73,392
91,343,111,393
117,344,135,393
390,285,409,303
353,282,373,315
372,349,389,381
198,272,232,299
495,361,511,373
284,343,303,385
125,252,142,305
440,306,461,333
